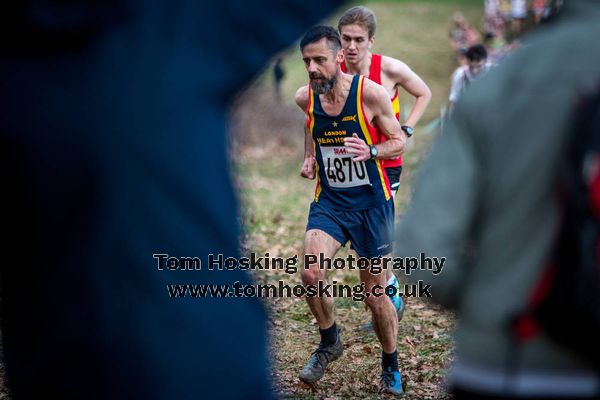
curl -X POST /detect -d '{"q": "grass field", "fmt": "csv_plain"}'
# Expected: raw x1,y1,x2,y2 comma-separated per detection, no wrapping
231,1,483,399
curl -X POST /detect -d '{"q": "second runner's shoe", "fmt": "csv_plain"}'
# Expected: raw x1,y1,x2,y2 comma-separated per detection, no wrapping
379,367,404,396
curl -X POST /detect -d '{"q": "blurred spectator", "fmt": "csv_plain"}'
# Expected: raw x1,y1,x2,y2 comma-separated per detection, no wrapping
484,0,501,37
542,0,565,24
448,44,493,112
464,24,482,48
449,12,469,53
395,0,600,398
499,0,512,22
449,12,482,65
273,57,285,101
485,29,520,64
483,28,505,64
534,0,548,24
510,0,528,36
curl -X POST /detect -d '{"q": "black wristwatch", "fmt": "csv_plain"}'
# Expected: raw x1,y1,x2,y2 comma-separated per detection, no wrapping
401,125,414,138
369,145,378,159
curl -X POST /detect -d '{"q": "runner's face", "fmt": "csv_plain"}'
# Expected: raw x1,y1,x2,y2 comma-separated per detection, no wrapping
301,38,343,94
340,24,373,65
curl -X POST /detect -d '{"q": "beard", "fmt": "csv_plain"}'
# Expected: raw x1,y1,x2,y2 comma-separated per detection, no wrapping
310,72,338,94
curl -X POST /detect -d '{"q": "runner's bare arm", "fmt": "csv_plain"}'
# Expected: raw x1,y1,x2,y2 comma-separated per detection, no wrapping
383,56,431,127
300,125,316,179
296,85,316,179
344,80,405,162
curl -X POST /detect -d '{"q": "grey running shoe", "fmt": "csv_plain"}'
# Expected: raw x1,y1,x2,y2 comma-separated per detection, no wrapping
298,330,343,383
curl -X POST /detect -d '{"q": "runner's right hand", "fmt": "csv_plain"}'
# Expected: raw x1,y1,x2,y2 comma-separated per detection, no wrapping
300,155,316,179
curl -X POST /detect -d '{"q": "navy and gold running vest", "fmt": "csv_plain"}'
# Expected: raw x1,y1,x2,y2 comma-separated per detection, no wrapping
306,75,392,210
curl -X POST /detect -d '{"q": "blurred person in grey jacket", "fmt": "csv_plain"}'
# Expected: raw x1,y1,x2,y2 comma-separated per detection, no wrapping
394,1,600,398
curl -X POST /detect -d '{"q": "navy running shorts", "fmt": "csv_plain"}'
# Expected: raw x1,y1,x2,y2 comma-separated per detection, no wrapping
306,200,394,258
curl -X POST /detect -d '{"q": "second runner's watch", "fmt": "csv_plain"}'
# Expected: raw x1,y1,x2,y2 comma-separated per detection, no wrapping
401,125,414,138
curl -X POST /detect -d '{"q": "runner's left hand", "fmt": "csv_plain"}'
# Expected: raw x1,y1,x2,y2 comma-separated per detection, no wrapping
344,133,370,162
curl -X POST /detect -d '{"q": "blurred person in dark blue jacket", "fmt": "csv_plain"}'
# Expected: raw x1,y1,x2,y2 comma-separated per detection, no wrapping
0,1,339,398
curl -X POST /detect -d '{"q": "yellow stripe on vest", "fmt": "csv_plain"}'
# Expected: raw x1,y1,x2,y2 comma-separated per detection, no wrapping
356,76,391,200
308,86,321,201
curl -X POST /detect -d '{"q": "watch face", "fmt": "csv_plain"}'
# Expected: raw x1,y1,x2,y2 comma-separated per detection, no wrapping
370,146,377,158
402,126,414,136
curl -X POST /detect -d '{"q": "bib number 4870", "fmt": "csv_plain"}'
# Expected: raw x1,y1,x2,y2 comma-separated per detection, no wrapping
326,156,367,182
321,146,371,188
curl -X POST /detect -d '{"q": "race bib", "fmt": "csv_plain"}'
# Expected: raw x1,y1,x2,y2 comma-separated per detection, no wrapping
320,146,371,188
